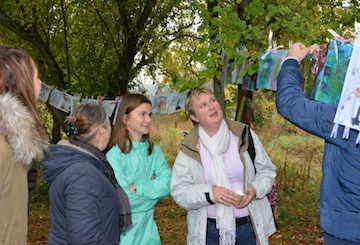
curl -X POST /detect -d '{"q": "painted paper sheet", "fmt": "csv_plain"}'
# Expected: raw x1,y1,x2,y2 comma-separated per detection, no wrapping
333,26,360,141
256,50,288,91
237,56,256,91
100,100,118,118
168,92,186,114
48,89,72,113
299,54,317,98
305,45,329,98
81,98,99,105
242,74,257,91
70,96,81,115
152,95,169,115
39,83,52,102
311,40,353,103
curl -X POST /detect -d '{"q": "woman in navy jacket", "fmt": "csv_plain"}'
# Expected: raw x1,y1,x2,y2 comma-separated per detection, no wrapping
41,103,131,245
276,42,360,245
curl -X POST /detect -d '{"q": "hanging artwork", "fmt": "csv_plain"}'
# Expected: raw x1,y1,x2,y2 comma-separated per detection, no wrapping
168,92,186,114
311,40,353,103
237,52,257,91
332,24,360,143
48,89,72,113
152,95,169,115
238,90,255,124
39,83,53,102
241,74,257,91
256,49,288,91
301,45,328,98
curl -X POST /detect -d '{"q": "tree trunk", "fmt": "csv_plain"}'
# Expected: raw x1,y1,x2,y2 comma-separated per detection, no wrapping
235,0,253,123
47,104,68,143
214,76,225,112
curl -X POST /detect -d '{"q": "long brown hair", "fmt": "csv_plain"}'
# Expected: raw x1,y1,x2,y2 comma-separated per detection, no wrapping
110,94,153,155
0,46,47,140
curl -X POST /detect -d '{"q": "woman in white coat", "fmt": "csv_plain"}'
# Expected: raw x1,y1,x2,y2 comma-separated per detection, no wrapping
170,86,276,245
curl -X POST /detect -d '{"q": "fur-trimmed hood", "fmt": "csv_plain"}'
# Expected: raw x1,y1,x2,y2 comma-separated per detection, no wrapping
0,93,49,170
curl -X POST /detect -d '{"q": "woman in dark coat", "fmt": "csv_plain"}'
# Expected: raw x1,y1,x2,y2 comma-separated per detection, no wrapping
41,103,131,245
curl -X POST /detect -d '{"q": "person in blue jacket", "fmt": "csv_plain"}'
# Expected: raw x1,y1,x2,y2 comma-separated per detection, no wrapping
41,103,131,245
276,42,360,245
106,93,172,245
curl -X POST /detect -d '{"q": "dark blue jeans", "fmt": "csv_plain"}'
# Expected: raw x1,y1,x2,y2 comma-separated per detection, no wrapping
324,233,360,245
206,219,256,245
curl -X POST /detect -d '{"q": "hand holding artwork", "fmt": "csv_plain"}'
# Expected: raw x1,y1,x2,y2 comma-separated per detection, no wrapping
287,42,320,62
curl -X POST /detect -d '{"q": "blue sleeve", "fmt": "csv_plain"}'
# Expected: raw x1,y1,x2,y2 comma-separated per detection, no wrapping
65,166,111,245
276,58,347,147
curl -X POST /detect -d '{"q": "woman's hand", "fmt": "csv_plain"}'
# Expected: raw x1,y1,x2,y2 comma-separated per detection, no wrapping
234,186,256,209
212,185,242,206
129,184,136,193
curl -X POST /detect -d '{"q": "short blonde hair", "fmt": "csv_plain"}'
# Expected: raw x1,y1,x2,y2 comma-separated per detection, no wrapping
185,85,215,125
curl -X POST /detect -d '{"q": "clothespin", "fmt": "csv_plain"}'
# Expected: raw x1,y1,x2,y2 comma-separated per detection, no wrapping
61,90,68,98
241,44,248,52
272,40,284,54
261,30,273,59
261,30,284,59
328,29,353,43
328,29,354,61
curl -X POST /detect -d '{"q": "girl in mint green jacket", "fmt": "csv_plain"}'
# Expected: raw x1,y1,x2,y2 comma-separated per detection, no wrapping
106,94,172,245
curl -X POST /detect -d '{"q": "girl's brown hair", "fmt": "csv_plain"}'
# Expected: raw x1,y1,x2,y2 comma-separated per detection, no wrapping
110,94,153,155
0,46,47,140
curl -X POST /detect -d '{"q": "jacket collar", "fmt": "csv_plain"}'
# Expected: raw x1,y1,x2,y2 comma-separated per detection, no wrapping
180,118,249,163
0,93,49,169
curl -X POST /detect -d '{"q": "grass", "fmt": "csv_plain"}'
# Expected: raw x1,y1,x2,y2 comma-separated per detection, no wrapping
28,110,325,245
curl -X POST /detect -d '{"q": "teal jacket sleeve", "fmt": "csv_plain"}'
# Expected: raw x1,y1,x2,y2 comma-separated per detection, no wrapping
106,145,171,212
134,145,172,200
